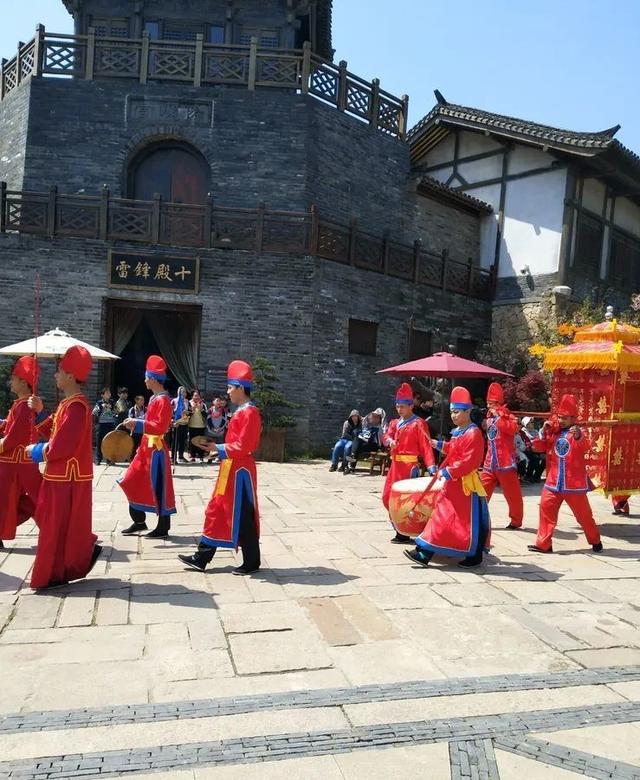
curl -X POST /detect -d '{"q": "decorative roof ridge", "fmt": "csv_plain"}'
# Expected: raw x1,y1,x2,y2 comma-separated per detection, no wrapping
415,176,493,214
408,101,621,151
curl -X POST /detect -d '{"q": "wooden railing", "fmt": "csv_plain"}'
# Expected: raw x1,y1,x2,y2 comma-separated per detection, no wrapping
0,184,495,300
0,26,408,139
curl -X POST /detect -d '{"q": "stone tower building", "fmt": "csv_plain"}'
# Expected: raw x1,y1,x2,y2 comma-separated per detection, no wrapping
0,0,493,450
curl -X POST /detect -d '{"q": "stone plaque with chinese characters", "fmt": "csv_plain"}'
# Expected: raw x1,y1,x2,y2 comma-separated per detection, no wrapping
125,96,214,128
108,251,200,293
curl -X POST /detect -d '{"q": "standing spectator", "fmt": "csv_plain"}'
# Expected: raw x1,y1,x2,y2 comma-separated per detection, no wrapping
346,409,385,474
514,430,528,479
114,387,130,425
171,386,189,462
93,388,117,465
206,396,231,464
521,416,545,483
188,390,207,462
128,395,146,455
329,410,361,472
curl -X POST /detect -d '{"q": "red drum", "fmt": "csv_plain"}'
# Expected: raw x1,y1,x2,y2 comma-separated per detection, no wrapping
389,476,444,537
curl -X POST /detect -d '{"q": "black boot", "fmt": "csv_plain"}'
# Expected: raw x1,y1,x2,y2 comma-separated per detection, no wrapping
88,544,103,573
146,515,171,539
403,548,433,568
122,522,148,535
390,532,413,544
179,543,216,572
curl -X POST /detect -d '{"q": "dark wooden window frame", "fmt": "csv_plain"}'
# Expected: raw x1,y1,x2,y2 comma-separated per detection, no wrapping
348,319,378,357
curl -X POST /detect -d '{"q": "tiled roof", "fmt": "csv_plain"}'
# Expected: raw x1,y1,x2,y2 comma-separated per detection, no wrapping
415,176,493,215
409,103,620,153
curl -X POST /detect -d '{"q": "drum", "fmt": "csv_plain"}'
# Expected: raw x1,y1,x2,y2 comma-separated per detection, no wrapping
389,476,444,537
101,430,134,463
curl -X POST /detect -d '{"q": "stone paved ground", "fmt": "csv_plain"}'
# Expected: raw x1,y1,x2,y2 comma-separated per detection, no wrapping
1,461,640,778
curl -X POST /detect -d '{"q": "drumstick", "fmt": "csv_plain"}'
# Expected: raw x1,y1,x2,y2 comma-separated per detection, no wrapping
407,456,449,519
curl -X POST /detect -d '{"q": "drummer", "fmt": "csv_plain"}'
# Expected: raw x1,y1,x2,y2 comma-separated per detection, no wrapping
118,356,176,538
404,386,490,569
383,382,436,544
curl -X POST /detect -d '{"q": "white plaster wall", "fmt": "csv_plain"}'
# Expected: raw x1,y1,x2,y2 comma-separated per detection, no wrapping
582,178,606,214
458,154,503,184
463,183,501,269
614,197,640,237
428,167,453,184
422,134,456,167
508,145,553,175
498,168,567,277
459,131,503,156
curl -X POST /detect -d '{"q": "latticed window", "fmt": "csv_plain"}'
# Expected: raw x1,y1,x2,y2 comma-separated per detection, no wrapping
609,231,640,289
163,25,200,42
239,28,281,48
91,17,129,37
349,319,378,356
573,212,604,280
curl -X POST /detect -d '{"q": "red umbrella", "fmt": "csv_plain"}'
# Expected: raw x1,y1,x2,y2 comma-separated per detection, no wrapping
377,352,512,378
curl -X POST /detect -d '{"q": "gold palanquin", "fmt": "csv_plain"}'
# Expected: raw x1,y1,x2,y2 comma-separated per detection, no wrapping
543,320,640,496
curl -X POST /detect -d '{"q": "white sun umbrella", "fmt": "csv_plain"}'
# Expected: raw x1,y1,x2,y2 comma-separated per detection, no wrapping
0,328,119,360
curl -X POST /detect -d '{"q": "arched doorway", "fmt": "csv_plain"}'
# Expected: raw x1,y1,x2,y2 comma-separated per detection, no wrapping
128,142,210,204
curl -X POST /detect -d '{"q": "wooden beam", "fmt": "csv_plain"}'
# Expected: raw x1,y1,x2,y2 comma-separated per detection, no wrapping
492,146,510,275
417,147,506,174
456,163,566,191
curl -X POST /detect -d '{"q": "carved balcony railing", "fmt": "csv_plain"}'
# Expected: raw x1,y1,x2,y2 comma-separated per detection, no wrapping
0,184,495,301
0,26,409,139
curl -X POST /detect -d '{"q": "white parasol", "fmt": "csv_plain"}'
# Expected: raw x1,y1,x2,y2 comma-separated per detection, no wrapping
0,328,119,361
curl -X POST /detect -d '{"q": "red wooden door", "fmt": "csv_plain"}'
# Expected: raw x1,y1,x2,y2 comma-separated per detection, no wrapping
132,147,209,204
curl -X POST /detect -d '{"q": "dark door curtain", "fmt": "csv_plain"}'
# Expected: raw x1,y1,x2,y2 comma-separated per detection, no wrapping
145,309,199,391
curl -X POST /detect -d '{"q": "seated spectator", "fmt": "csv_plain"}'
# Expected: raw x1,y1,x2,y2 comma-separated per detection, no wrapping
114,387,130,425
521,416,545,483
514,430,528,479
345,408,385,474
128,395,146,455
329,410,362,472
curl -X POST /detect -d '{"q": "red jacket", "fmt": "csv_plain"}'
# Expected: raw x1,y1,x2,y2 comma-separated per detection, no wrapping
0,398,37,463
34,395,93,482
119,392,176,515
483,408,518,472
532,426,591,493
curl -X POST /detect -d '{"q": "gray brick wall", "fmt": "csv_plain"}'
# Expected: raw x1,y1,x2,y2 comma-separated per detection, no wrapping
0,79,30,189
0,232,490,451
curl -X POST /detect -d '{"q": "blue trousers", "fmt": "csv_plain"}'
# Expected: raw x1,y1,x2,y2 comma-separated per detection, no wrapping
331,438,352,466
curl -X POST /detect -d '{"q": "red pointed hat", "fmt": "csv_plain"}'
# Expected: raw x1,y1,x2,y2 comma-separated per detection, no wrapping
227,360,253,390
395,382,414,405
145,355,167,381
487,382,504,404
557,393,578,417
450,386,472,410
12,356,40,388
60,345,92,382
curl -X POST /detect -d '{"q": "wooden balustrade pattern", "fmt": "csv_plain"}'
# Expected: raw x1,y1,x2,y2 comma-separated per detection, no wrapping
0,26,408,139
0,183,495,300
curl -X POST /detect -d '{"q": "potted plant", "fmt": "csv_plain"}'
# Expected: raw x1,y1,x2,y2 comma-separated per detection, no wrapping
251,357,299,462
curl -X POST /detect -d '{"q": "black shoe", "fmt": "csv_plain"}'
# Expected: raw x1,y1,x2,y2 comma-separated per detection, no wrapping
390,533,413,544
0,540,4,550
403,549,431,568
504,523,522,530
459,557,483,568
178,554,207,572
88,544,103,573
527,544,553,554
122,522,148,535
232,565,260,576
146,528,169,539
329,464,337,472
338,463,345,472
106,460,114,466
592,542,603,553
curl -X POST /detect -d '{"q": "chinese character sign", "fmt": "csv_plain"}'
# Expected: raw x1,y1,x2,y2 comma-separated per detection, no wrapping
109,252,199,293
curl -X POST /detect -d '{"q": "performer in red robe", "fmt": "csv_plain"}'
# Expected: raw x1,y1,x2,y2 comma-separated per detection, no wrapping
405,386,490,568
0,357,42,547
27,346,101,589
383,382,435,543
119,355,176,538
179,360,261,575
480,382,523,530
528,394,602,554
